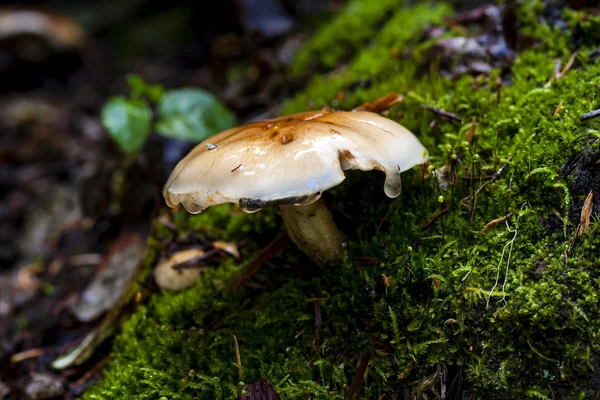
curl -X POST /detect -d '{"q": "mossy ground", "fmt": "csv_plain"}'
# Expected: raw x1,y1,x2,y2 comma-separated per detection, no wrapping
86,1,600,399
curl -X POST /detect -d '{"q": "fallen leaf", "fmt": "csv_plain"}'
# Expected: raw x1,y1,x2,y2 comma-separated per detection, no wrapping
69,234,145,322
154,248,207,291
381,274,392,287
577,191,593,237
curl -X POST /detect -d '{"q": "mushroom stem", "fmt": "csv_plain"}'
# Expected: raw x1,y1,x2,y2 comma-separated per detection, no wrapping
278,198,345,266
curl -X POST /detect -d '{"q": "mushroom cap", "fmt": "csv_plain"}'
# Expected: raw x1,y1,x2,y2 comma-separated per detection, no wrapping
0,8,86,49
163,110,428,214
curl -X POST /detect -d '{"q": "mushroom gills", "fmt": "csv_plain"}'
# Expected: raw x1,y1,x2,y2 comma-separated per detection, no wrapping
277,198,345,267
239,192,322,213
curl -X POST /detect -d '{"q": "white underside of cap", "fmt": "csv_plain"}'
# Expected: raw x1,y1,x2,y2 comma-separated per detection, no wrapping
163,111,428,214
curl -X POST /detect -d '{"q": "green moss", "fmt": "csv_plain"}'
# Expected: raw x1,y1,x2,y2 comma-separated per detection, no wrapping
289,0,401,77
87,1,600,399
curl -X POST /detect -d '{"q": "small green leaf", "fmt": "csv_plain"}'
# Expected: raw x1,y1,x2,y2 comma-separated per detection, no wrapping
101,97,152,153
146,84,165,103
127,74,147,99
155,88,236,142
127,74,165,102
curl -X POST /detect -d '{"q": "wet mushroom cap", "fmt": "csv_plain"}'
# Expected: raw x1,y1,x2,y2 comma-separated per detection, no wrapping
163,110,428,214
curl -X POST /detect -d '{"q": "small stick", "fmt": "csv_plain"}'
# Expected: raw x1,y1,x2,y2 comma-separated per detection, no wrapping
553,101,563,117
228,233,289,291
10,348,45,363
548,384,556,400
460,176,493,181
527,163,531,204
558,50,578,79
306,297,328,303
314,303,322,345
345,351,373,400
352,256,379,266
422,163,427,203
545,50,579,88
505,177,513,215
172,249,219,271
580,109,600,122
73,356,110,387
460,158,511,212
354,92,404,113
377,199,399,231
468,146,476,225
233,335,242,378
474,158,511,198
231,164,242,173
422,208,449,231
479,213,513,234
422,105,462,123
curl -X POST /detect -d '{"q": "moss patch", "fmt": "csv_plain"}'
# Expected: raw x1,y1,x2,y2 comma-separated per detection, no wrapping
87,1,600,399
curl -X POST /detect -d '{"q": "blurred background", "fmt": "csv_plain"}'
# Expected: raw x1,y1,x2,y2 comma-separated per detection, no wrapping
0,1,342,398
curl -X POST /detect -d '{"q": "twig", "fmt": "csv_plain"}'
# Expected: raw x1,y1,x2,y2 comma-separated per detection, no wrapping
580,108,600,122
345,351,373,400
460,176,493,181
72,356,110,387
548,384,556,400
544,50,579,88
233,335,242,378
10,348,45,363
475,158,511,197
314,303,322,345
306,297,328,303
462,158,511,211
505,176,513,215
352,256,379,266
422,105,462,123
172,249,220,271
467,146,476,225
377,198,399,231
422,208,449,231
354,92,404,113
479,213,513,234
431,167,448,241
553,101,563,117
228,233,289,291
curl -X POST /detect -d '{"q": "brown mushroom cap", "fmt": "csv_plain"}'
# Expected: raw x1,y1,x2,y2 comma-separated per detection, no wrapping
163,110,428,214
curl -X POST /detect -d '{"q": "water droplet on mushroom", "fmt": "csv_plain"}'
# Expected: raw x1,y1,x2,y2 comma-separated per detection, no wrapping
182,198,204,214
239,204,262,214
383,170,402,198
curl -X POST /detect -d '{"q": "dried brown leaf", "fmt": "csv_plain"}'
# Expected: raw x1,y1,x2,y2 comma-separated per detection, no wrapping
577,191,594,237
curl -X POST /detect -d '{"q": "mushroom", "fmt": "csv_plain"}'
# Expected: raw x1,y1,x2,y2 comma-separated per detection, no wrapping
163,110,427,266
